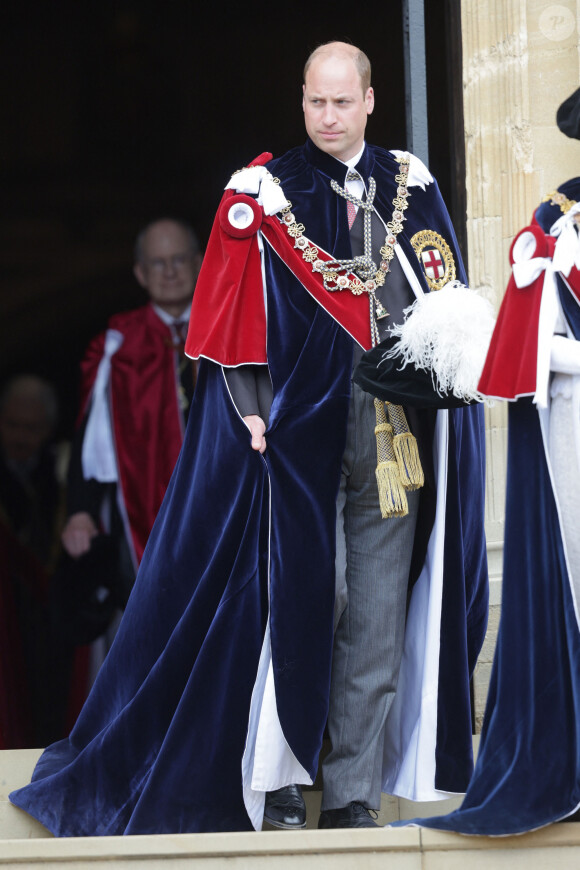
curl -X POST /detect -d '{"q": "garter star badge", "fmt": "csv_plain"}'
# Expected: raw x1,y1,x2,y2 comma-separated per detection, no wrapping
410,230,456,291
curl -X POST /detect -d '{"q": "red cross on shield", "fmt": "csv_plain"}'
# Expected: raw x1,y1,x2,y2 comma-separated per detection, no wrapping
421,247,444,280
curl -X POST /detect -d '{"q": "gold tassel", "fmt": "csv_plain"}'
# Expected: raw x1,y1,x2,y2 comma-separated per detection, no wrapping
374,399,408,518
387,403,424,490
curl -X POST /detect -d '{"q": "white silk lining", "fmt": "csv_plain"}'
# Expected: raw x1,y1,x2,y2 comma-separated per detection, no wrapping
381,410,455,801
534,265,560,409
241,622,312,831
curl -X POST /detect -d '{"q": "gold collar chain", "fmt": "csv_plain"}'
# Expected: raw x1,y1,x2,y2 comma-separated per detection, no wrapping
542,190,577,214
276,156,411,345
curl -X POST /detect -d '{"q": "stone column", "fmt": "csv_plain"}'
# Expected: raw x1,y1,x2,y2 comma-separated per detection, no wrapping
460,0,580,729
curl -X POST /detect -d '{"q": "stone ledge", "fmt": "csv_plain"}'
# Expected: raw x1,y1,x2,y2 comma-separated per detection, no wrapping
0,828,419,860
420,824,580,850
0,825,578,869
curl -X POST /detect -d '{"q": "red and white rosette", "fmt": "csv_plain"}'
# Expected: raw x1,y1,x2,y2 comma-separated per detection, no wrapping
219,194,263,238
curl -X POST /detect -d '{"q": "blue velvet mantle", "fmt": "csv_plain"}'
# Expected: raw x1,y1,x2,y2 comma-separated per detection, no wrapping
10,140,488,835
399,396,580,835
398,180,580,835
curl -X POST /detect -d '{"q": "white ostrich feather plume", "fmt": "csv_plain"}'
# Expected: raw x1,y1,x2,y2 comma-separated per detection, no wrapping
384,281,496,403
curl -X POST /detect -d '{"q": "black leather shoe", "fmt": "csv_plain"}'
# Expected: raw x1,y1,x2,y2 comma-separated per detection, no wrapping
264,784,306,829
318,801,379,828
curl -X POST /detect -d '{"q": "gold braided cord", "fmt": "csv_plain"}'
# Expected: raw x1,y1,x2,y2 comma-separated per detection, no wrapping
386,403,424,490
386,402,409,436
374,399,408,518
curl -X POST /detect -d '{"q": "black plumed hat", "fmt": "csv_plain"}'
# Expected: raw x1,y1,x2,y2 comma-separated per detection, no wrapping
557,87,580,139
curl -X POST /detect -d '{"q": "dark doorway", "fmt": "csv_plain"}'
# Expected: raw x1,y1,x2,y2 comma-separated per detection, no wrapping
1,1,463,432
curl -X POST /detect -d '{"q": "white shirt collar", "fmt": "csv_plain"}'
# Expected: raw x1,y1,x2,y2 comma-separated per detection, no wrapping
152,302,191,327
342,142,366,172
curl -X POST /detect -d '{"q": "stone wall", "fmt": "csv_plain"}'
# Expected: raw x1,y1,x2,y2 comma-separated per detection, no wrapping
460,0,580,729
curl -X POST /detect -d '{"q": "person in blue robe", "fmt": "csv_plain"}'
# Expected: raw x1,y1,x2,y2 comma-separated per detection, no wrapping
9,41,488,836
394,86,580,836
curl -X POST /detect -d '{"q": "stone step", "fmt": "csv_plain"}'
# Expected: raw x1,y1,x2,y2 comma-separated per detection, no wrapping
3,748,580,869
1,748,466,838
1,823,580,869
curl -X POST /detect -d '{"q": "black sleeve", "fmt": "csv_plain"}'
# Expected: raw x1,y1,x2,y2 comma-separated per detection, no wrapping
224,365,273,425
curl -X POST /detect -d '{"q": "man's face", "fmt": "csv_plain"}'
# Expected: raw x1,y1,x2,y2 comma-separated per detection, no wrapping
302,54,374,162
134,221,201,311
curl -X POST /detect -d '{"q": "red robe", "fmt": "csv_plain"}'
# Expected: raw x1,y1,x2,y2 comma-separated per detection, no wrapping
80,304,185,564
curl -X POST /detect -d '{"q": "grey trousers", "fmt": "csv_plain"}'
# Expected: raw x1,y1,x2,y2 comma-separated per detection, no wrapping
321,382,420,810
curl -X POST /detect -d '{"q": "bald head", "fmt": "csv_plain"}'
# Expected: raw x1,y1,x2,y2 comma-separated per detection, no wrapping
304,42,371,96
134,218,199,266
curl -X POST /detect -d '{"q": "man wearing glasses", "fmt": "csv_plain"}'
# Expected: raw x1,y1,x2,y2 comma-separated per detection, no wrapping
62,219,202,597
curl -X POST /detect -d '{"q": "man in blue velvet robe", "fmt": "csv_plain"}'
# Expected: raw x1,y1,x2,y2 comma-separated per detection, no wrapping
9,41,488,835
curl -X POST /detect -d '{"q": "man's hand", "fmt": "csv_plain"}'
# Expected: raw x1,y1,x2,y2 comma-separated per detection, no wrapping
243,414,267,454
61,511,98,558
